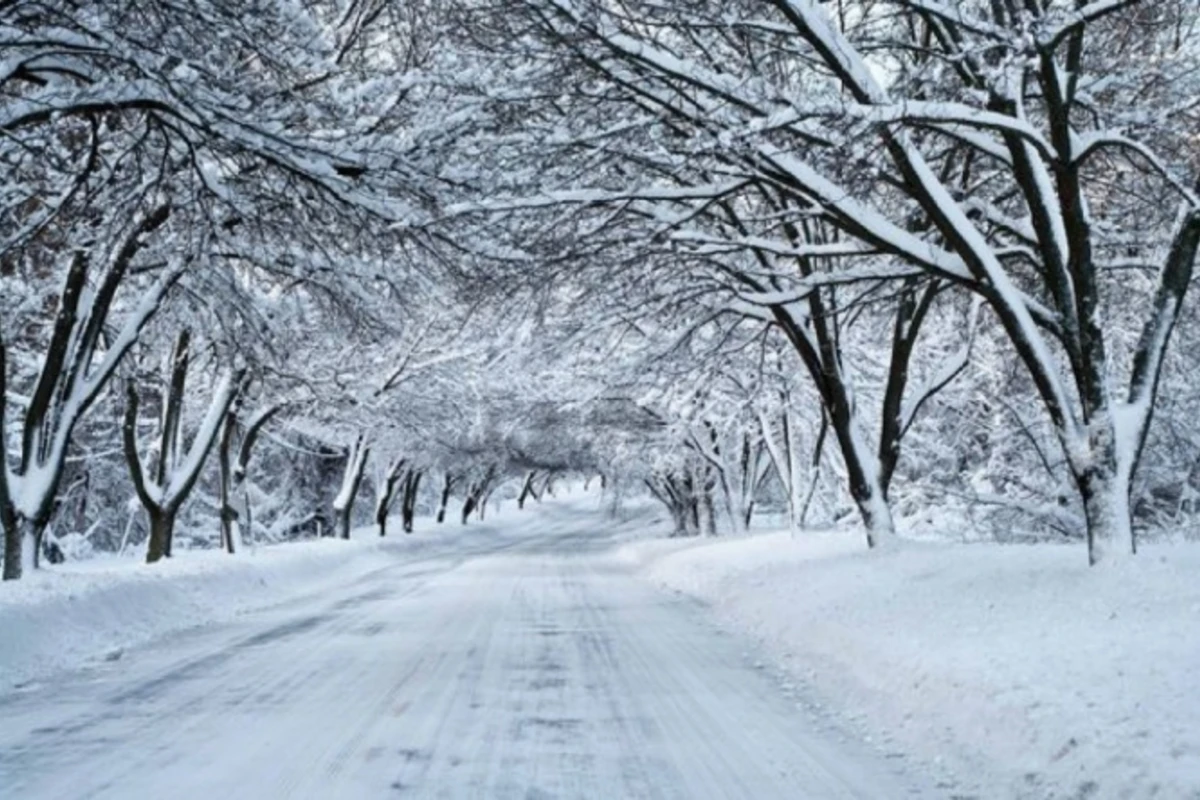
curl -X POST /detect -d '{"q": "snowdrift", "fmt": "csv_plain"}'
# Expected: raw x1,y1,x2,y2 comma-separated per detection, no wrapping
620,532,1200,799
0,538,403,689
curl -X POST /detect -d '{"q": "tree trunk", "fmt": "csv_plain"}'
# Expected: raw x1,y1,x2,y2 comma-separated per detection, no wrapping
2,518,19,581
437,474,454,524
31,519,45,571
3,517,43,581
655,474,701,537
241,490,252,547
219,503,238,553
146,511,175,564
461,495,476,525
766,262,917,549
686,481,701,536
332,434,369,542
1079,475,1134,566
517,471,536,510
701,488,719,536
0,211,176,582
1073,420,1136,565
375,460,405,538
125,359,244,565
402,470,422,534
831,407,896,548
218,410,237,554
854,492,896,548
221,402,280,551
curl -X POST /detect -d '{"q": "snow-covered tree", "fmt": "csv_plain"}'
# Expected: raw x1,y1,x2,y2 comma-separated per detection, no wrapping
122,331,244,562
481,0,1200,563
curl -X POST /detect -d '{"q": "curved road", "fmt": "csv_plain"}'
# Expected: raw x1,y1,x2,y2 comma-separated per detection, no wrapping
0,506,929,798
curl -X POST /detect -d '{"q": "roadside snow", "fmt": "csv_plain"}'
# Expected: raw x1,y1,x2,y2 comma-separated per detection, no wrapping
0,538,399,689
0,500,548,691
620,532,1200,799
0,488,614,691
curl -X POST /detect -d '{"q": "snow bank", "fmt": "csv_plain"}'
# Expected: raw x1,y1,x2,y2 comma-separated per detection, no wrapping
0,538,403,689
623,532,1200,799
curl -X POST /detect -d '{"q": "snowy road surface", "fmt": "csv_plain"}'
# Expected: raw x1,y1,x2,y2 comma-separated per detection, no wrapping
0,507,926,799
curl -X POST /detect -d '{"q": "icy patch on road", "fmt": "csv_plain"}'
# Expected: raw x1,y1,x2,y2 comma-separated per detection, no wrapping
624,531,1200,799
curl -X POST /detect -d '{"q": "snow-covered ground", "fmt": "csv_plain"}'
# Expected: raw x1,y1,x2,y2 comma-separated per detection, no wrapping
0,502,547,690
6,492,1197,798
0,495,924,799
619,529,1200,799
0,539,381,689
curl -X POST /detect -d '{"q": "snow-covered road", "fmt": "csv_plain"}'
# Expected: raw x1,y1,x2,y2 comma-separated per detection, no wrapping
0,506,925,798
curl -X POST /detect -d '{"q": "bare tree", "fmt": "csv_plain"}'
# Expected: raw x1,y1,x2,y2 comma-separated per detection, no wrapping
0,208,179,579
507,0,1200,562
123,331,244,563
218,399,284,553
333,434,371,540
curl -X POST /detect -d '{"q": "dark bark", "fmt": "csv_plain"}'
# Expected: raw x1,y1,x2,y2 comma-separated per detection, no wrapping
647,473,702,537
878,279,940,491
517,471,537,509
2,523,21,582
336,440,370,539
770,302,893,544
4,518,43,580
2,534,18,581
218,401,281,550
0,207,178,578
0,339,17,580
218,409,238,554
123,339,244,564
478,488,493,520
437,473,456,524
20,253,88,476
401,470,422,533
459,466,497,525
710,199,914,545
701,487,718,536
156,332,191,486
123,381,159,563
375,458,407,538
145,510,177,565
2,263,88,579
335,435,370,540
